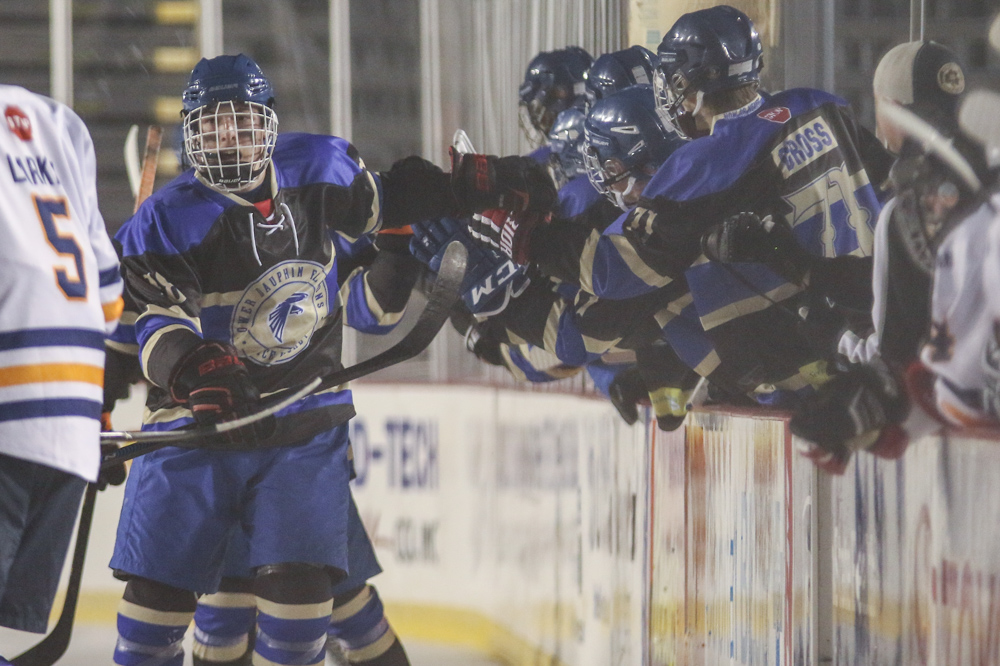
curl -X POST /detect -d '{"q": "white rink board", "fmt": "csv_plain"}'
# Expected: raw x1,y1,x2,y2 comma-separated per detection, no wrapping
349,383,650,666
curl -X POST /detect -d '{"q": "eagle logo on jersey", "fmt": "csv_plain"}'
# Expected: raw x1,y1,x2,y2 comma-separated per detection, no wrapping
231,261,329,365
267,292,307,342
4,106,31,141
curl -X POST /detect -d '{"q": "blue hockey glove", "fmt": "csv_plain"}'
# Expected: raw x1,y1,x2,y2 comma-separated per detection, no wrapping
411,218,530,316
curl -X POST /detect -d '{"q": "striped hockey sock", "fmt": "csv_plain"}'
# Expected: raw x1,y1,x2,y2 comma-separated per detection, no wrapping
254,596,331,666
193,590,257,665
113,598,193,666
328,586,410,665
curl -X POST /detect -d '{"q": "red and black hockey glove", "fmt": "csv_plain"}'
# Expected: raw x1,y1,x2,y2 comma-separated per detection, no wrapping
468,208,547,266
790,358,910,475
450,149,557,216
168,341,265,445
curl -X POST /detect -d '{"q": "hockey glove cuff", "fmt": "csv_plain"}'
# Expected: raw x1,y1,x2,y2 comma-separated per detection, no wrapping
468,208,547,265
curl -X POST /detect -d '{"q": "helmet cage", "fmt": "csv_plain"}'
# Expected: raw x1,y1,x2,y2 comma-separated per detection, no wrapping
183,100,278,192
548,108,587,182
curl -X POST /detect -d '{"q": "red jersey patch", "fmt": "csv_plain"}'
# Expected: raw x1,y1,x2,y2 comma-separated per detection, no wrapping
757,107,791,124
4,106,31,141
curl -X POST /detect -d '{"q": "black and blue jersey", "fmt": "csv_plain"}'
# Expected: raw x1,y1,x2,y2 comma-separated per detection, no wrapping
117,132,419,446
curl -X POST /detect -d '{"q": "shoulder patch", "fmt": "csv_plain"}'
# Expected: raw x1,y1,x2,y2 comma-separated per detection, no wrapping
758,107,791,124
4,106,31,141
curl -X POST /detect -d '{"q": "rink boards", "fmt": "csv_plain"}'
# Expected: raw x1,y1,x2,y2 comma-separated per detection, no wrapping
59,383,1000,665
349,384,1000,666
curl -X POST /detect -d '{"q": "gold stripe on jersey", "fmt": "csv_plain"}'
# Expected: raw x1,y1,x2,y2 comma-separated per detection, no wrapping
697,281,804,331
578,229,601,294
0,362,103,388
103,296,125,323
608,235,674,289
582,333,619,356
542,300,566,352
694,349,721,377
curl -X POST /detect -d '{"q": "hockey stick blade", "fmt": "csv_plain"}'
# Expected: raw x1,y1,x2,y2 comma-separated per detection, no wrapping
11,484,98,666
315,239,467,386
100,377,322,458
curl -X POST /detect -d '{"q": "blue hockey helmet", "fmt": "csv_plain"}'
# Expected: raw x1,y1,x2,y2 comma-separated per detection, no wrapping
583,85,684,210
653,5,763,138
585,46,658,104
181,54,279,192
518,47,593,144
547,107,587,184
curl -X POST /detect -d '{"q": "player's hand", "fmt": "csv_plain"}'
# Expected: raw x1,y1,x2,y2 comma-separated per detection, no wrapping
412,218,530,316
450,149,557,215
97,413,127,490
168,341,267,445
789,358,909,474
467,208,547,266
702,212,813,283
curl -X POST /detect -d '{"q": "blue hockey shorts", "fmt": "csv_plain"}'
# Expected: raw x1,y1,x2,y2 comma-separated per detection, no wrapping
0,453,86,633
218,488,381,595
110,425,352,594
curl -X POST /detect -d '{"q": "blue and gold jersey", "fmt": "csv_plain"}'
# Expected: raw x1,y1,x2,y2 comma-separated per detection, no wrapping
117,132,386,445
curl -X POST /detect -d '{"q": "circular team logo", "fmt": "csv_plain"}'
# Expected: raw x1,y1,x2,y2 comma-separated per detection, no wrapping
4,106,31,141
937,62,965,95
231,260,330,366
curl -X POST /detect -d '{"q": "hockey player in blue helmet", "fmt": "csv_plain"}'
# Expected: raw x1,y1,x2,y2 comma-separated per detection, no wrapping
584,45,659,104
519,46,593,158
107,52,553,666
466,5,893,409
583,85,684,211
460,85,697,429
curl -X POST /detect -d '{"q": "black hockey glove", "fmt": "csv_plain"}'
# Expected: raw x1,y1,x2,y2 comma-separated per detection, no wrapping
702,212,813,284
463,321,507,368
168,341,265,444
790,358,909,474
450,149,558,216
468,208,548,265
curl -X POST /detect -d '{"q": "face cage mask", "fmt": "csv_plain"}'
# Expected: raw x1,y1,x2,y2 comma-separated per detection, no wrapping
890,154,964,275
583,146,641,211
652,67,703,140
183,100,278,192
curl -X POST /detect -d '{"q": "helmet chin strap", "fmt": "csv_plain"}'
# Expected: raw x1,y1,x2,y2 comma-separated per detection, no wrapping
613,175,639,211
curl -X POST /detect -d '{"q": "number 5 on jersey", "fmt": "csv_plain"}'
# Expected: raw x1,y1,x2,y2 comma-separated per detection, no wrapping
33,195,87,299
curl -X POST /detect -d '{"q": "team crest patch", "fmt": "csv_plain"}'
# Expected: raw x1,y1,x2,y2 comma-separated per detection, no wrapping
4,106,31,141
231,260,329,365
758,107,791,124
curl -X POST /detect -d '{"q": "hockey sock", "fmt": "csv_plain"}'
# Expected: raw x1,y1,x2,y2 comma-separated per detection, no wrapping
328,586,410,665
114,578,197,666
253,564,333,666
193,577,256,666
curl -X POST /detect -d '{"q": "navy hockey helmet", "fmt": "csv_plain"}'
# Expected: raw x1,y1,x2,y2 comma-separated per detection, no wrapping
181,54,279,192
547,107,587,183
585,46,658,104
518,47,593,144
583,85,684,210
653,5,763,139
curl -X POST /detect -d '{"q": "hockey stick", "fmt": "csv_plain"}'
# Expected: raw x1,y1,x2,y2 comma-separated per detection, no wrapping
10,126,165,666
124,124,141,199
10,484,97,666
133,126,162,213
100,241,468,458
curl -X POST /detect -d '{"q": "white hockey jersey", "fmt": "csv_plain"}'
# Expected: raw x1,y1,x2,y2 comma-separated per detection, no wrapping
0,85,122,481
920,193,1000,427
